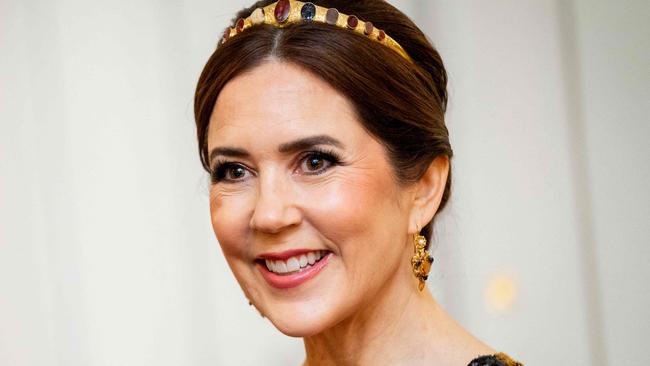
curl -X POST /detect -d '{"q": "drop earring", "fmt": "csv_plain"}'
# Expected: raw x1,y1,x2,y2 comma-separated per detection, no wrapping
411,224,434,291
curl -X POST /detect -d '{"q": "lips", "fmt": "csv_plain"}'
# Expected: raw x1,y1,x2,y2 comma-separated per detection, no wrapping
256,249,332,289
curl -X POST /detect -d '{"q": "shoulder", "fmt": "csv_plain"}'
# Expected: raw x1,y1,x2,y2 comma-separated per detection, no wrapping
467,352,523,366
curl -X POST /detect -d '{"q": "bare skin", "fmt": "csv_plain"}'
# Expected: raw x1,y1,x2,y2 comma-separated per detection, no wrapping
207,60,495,366
302,263,495,365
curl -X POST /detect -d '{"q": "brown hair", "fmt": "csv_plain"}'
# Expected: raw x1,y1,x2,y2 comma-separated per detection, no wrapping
194,0,452,245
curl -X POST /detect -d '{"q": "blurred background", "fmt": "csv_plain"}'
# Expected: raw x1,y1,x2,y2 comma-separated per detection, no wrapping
1,0,648,365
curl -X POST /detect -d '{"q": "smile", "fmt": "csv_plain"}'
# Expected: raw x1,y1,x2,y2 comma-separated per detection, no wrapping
256,249,332,289
264,250,327,274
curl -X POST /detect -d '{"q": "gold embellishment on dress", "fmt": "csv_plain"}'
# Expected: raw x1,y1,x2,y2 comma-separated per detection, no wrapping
494,352,524,366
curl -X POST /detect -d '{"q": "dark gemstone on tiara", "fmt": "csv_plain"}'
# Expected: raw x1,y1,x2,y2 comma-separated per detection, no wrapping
347,15,358,29
364,21,374,35
235,18,245,32
377,29,386,41
274,0,290,23
301,2,316,21
326,8,339,25
223,27,231,41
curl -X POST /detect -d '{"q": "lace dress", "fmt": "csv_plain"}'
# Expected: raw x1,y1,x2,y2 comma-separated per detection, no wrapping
467,352,523,366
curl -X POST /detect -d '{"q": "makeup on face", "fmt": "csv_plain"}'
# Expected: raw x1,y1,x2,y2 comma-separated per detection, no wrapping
207,60,412,336
256,249,333,289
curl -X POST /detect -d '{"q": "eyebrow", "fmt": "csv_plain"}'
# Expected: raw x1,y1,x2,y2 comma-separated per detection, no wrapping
209,134,345,163
278,134,344,153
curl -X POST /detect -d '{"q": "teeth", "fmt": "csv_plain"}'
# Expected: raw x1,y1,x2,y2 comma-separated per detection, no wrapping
265,259,274,272
264,251,327,275
277,261,288,273
286,257,300,272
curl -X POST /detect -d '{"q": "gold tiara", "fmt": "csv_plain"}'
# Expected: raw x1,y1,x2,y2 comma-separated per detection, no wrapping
221,0,413,62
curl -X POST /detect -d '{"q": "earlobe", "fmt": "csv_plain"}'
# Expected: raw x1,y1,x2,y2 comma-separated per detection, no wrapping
408,155,450,234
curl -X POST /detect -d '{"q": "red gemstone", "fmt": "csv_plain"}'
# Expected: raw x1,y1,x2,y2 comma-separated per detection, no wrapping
236,18,245,32
223,27,231,41
347,15,358,29
378,30,386,41
364,21,374,35
274,0,290,23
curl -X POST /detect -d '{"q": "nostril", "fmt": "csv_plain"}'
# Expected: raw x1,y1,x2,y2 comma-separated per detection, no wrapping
249,206,302,234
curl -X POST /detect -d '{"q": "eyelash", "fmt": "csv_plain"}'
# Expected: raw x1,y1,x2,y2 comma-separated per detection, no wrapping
210,148,343,184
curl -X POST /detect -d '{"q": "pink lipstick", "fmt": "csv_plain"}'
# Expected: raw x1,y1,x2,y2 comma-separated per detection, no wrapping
257,250,332,289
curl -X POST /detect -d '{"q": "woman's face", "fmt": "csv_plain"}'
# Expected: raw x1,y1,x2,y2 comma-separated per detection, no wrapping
207,60,419,336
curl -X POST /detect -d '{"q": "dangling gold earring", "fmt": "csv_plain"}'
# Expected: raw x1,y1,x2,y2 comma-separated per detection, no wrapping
411,225,434,291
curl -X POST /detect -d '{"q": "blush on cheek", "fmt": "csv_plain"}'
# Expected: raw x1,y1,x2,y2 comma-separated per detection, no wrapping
209,191,252,256
301,174,393,241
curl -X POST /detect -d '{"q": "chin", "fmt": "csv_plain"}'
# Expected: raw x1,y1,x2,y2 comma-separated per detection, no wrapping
258,271,357,338
272,319,324,338
264,297,340,338
244,252,355,338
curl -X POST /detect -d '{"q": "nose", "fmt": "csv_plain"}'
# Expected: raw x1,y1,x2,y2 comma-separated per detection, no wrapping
249,169,302,234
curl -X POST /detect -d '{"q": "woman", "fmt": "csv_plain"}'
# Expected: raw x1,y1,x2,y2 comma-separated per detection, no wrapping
194,1,523,365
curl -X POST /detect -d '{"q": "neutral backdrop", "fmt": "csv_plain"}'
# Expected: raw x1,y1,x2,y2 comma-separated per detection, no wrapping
1,0,648,365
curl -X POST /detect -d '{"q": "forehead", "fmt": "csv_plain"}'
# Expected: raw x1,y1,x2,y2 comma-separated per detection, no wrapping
207,60,363,148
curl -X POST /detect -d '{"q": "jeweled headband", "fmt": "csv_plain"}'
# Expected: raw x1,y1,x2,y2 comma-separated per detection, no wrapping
221,0,413,62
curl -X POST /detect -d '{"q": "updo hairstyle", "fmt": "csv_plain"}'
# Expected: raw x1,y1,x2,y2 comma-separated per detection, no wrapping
194,0,453,245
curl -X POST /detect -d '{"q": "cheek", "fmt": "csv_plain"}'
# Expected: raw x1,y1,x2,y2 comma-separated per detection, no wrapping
209,188,253,257
296,170,407,305
299,170,403,249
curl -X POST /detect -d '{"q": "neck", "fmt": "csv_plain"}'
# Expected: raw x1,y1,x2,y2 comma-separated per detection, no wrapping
301,256,493,366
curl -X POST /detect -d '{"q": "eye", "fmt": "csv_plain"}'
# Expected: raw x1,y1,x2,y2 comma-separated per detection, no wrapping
305,155,325,171
211,162,250,184
298,150,341,175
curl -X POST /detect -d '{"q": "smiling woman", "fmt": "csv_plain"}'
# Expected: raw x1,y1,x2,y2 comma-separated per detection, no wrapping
194,0,522,365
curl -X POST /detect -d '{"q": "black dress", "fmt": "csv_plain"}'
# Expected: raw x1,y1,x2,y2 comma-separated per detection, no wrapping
467,353,523,366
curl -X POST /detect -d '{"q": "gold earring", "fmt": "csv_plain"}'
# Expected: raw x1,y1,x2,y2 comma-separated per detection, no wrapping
411,225,434,291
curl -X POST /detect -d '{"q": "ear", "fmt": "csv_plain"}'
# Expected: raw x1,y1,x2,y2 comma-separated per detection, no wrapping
407,155,450,234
